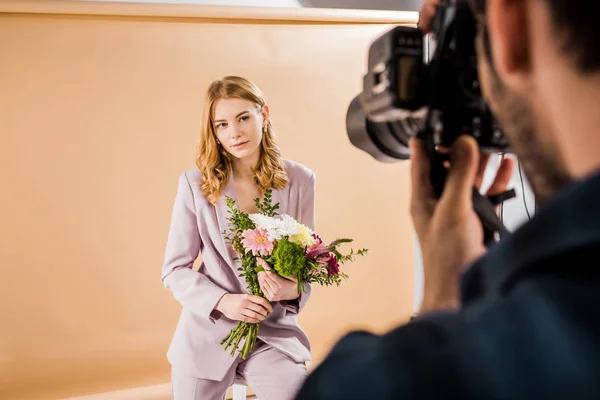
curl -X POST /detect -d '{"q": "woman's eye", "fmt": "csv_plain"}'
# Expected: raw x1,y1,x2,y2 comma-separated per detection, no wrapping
216,123,226,129
239,115,249,122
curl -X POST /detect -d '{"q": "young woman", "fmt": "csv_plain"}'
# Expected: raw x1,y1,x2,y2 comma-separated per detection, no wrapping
161,76,316,400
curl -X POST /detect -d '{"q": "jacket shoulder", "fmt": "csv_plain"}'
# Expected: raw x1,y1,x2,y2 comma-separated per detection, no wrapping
177,168,206,204
283,159,315,186
181,167,202,184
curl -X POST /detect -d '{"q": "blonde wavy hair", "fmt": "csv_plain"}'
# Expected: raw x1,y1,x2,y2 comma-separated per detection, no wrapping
196,76,289,204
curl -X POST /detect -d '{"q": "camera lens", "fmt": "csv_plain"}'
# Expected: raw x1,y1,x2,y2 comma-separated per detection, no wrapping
345,95,412,162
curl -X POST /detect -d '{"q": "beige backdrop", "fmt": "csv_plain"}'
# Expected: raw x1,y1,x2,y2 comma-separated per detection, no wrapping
0,2,417,399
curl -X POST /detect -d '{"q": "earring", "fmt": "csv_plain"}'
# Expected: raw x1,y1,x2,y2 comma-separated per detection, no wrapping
263,125,267,133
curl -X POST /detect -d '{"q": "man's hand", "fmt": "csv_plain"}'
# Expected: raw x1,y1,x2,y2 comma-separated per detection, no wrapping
418,0,442,34
410,136,513,314
258,265,300,302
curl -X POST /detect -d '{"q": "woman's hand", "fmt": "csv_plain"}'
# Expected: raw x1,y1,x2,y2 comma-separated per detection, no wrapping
258,264,300,302
214,293,273,323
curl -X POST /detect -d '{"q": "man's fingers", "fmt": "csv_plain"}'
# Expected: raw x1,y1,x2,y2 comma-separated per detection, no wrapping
409,138,437,238
409,138,435,212
417,0,441,34
474,154,491,190
440,135,480,208
486,157,514,196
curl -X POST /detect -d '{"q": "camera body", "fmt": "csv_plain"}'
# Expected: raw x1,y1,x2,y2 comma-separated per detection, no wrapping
347,0,516,245
346,0,511,164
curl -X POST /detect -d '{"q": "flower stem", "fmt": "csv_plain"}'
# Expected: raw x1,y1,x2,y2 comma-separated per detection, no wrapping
221,288,266,358
240,323,258,359
231,323,247,356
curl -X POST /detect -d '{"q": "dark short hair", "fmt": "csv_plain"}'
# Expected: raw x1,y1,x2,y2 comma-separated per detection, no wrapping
470,0,600,73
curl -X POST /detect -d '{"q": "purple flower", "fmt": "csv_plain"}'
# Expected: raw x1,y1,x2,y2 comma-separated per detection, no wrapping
326,254,339,276
311,233,323,244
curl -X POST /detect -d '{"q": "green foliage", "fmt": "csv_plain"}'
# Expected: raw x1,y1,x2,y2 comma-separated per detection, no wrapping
335,247,369,264
225,196,255,233
222,196,265,297
254,189,279,217
302,264,349,287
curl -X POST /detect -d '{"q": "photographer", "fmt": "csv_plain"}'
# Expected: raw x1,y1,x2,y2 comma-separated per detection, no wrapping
296,0,600,398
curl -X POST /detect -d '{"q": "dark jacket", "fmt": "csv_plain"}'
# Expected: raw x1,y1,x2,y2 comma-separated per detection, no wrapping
296,171,600,400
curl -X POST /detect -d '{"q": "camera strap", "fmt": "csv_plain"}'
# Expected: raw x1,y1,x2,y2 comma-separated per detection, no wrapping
425,135,515,247
472,187,516,246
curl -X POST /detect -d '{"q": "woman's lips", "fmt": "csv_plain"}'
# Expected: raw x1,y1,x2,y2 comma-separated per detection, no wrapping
232,141,249,149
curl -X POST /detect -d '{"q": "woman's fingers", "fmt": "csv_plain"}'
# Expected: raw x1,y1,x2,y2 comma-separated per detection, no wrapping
246,302,268,318
246,293,273,313
259,272,279,298
243,296,269,317
260,281,274,301
265,272,282,288
238,312,262,324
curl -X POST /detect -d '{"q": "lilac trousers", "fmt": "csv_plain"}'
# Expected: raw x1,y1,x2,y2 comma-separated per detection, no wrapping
171,340,307,400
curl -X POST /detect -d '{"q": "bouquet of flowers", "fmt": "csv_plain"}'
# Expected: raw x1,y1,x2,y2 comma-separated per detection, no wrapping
220,190,368,359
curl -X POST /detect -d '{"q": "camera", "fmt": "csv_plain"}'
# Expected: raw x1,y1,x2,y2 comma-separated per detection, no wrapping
346,0,511,164
346,0,515,244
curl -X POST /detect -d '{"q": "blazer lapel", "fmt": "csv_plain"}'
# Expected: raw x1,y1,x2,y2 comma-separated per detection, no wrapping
270,185,287,218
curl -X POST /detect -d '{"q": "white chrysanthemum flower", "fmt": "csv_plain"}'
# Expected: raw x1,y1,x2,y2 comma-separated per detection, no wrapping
263,215,297,242
266,226,285,242
248,214,280,230
279,215,300,237
249,214,303,242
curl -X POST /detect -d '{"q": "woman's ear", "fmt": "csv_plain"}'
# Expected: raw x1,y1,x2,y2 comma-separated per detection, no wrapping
261,104,271,127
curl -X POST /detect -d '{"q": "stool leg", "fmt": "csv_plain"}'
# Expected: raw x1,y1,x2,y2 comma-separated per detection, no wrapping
232,384,247,400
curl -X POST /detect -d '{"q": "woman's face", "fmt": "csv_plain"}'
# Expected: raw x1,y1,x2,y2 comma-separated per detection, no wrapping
212,97,269,163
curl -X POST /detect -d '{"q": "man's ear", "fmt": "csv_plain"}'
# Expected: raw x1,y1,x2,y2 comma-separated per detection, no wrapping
486,0,531,89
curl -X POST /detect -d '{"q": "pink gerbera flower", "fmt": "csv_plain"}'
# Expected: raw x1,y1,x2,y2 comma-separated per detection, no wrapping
241,228,273,256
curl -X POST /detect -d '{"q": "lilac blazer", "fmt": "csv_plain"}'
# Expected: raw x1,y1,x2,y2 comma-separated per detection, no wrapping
161,159,316,380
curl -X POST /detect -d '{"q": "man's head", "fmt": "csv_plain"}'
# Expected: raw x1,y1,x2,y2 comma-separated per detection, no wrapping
465,0,600,204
